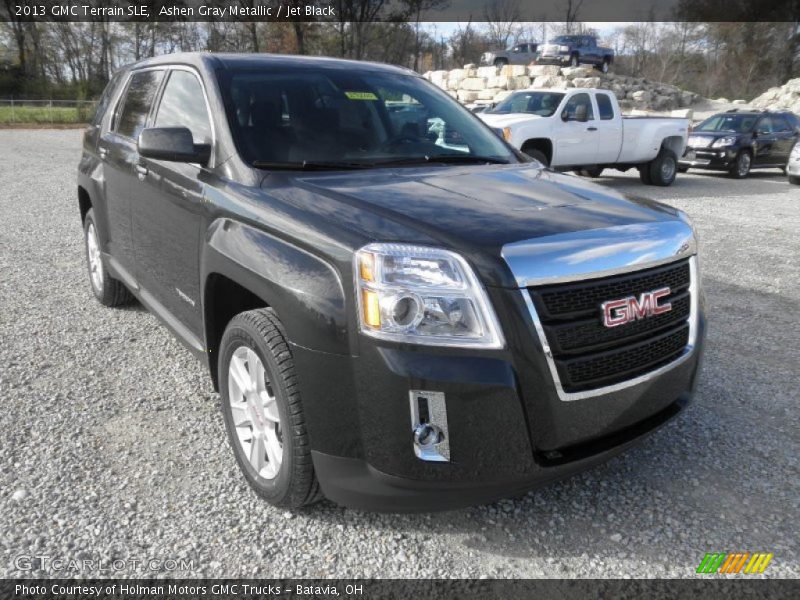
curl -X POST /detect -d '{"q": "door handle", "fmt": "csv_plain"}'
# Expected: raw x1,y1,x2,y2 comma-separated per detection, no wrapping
98,147,108,159
134,165,148,179
587,127,598,131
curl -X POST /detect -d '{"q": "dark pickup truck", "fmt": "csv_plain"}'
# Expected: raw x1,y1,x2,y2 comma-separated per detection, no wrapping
78,53,705,512
537,35,614,73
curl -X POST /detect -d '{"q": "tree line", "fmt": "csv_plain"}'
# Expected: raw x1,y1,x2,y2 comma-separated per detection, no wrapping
1,1,798,102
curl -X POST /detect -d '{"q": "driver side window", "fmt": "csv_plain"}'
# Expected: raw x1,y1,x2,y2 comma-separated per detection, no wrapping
155,70,212,144
563,93,594,120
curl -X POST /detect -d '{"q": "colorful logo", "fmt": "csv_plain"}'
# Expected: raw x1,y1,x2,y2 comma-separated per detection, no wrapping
696,552,774,574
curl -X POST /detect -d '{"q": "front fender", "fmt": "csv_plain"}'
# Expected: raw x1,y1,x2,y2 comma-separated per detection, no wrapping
201,218,349,355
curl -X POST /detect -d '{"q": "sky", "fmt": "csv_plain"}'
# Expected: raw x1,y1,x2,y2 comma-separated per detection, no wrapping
426,22,631,39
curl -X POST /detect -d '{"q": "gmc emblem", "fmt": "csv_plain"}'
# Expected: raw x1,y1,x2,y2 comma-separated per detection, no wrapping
601,287,672,328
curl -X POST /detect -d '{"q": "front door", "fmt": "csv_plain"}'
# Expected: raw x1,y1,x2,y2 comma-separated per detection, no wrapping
553,92,599,166
132,68,214,335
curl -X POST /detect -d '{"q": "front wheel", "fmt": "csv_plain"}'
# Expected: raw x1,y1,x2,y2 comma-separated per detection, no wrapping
646,148,678,186
494,58,508,68
219,308,323,509
729,151,751,179
578,166,604,178
523,147,549,166
598,60,610,74
570,54,579,67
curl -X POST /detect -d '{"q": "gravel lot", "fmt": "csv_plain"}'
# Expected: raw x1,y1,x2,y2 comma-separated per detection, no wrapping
1,130,798,579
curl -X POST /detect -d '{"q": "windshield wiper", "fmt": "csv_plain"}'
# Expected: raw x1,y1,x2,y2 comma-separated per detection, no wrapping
252,160,371,170
370,155,511,167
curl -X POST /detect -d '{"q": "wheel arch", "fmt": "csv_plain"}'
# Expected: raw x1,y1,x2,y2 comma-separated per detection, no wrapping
521,138,553,164
661,135,685,159
78,186,92,223
201,218,349,389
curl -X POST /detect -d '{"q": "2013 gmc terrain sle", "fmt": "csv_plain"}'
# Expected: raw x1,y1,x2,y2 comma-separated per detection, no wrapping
77,53,706,512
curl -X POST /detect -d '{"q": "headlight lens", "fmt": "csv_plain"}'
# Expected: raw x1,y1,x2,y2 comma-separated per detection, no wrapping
711,136,737,148
355,244,505,348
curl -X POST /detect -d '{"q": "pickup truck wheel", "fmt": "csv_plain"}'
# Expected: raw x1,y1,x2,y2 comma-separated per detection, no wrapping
494,58,508,68
647,148,678,186
730,151,751,179
219,308,323,509
597,60,610,74
83,209,133,307
570,54,579,67
578,166,604,178
789,175,800,185
523,147,549,166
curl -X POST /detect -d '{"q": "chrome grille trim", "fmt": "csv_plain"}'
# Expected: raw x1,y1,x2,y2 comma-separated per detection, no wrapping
521,256,699,401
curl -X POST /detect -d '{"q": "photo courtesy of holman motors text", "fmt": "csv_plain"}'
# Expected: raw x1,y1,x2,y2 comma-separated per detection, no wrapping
0,0,798,596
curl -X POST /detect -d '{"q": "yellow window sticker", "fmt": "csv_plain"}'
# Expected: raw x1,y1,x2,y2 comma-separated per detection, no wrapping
345,91,378,101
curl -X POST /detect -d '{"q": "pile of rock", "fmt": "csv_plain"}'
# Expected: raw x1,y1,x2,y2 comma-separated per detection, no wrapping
424,64,702,113
750,78,800,113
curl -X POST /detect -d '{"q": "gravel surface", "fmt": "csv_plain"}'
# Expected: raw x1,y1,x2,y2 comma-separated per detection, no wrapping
0,130,797,579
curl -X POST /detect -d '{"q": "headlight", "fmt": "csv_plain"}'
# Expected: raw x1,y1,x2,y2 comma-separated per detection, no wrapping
502,127,512,142
711,136,737,148
354,243,505,348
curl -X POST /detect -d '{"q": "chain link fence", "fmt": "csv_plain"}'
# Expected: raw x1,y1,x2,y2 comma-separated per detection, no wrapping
0,99,98,125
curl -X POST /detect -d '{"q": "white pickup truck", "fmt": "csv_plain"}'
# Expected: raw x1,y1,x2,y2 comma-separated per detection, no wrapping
479,88,689,186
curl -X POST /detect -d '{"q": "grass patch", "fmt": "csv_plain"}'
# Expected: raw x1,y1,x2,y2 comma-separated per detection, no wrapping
0,105,93,124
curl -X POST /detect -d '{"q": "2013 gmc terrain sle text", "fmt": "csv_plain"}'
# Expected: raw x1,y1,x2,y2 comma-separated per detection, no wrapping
77,53,706,512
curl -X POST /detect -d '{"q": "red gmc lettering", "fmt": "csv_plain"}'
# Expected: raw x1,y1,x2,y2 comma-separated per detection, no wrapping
602,287,672,328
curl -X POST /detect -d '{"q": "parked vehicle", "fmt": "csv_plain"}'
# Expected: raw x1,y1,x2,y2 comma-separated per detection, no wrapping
679,110,800,178
78,53,705,512
480,42,538,67
479,88,689,185
787,142,800,184
536,35,614,73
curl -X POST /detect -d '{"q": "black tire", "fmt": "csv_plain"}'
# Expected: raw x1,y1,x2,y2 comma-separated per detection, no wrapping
570,54,579,67
523,146,549,166
677,166,689,173
494,58,508,68
789,175,800,185
597,60,610,74
578,166,604,178
646,148,678,186
219,308,323,509
729,151,751,179
83,208,133,307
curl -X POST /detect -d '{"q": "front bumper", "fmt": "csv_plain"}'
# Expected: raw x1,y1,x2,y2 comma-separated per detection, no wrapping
679,146,738,170
536,54,572,66
292,282,707,512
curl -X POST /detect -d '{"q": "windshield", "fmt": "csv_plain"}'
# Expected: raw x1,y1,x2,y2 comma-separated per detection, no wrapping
551,36,577,45
217,68,517,168
487,91,565,116
695,114,757,134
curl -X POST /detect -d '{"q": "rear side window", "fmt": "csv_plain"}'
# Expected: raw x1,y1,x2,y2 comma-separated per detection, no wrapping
91,72,122,127
155,70,212,144
116,70,164,140
596,93,615,120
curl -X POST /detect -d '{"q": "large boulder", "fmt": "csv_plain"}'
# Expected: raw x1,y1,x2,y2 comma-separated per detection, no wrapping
478,89,502,100
507,75,532,90
528,65,561,77
457,90,479,103
487,75,510,90
572,77,602,88
501,65,529,77
460,77,487,91
652,94,677,111
476,66,498,78
447,69,466,91
493,90,513,102
631,90,652,103
561,66,594,79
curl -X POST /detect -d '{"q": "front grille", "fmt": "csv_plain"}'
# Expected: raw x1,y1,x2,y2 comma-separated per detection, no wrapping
529,259,692,393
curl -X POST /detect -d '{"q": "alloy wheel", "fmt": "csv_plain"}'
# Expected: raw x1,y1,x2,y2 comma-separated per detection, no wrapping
227,346,283,480
86,222,103,292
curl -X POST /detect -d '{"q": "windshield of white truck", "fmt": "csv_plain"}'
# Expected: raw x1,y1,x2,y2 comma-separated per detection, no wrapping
217,68,518,169
487,91,565,117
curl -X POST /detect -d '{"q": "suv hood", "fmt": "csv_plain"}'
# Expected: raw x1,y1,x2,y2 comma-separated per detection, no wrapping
265,164,687,287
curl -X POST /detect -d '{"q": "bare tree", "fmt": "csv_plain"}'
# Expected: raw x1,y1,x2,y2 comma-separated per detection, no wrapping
564,0,585,34
483,0,521,49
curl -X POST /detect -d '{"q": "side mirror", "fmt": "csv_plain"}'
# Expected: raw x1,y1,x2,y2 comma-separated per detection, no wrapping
138,127,210,164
